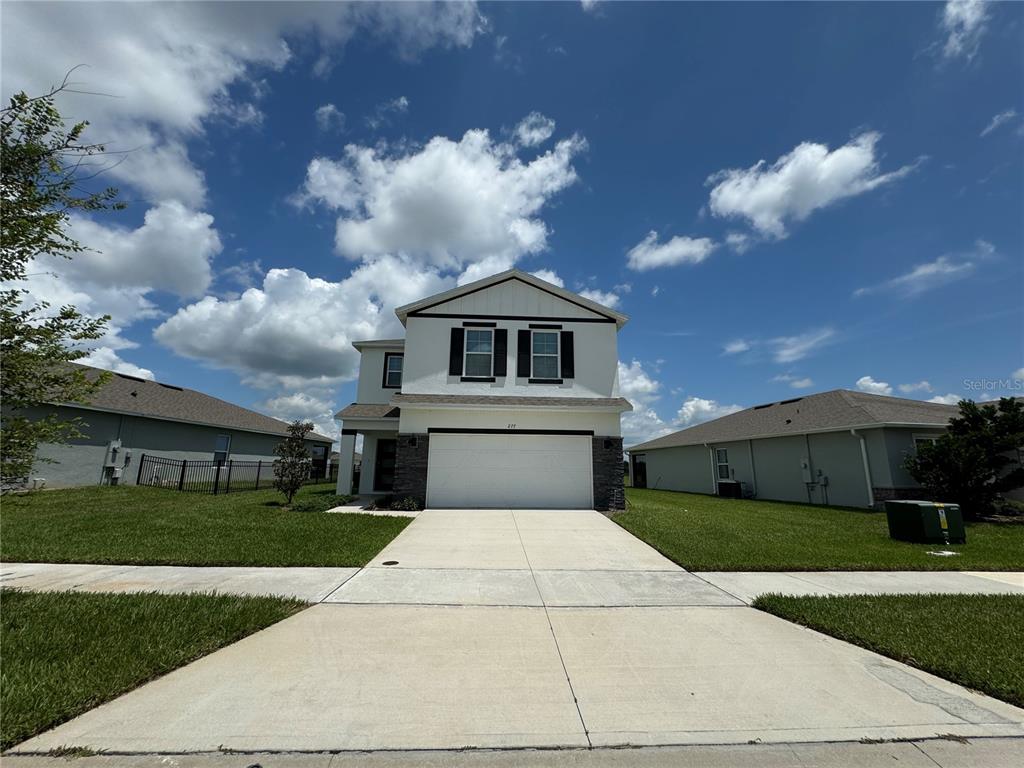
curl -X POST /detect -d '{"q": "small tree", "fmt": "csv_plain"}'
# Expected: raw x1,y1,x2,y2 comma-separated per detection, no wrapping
273,421,314,505
904,397,1024,518
1,77,124,483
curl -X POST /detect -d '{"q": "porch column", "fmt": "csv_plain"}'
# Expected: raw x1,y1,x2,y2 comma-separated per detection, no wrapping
336,430,357,495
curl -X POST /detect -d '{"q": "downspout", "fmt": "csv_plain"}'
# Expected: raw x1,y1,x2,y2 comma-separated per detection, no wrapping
851,429,875,508
747,439,757,497
704,442,717,495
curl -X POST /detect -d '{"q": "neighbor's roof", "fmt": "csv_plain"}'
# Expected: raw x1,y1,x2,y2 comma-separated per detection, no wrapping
391,393,633,411
628,390,958,452
394,269,629,328
60,365,334,442
352,338,405,352
335,403,401,419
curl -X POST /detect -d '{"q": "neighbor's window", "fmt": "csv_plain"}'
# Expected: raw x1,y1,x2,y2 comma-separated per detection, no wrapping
464,329,493,377
214,434,231,463
383,352,403,388
914,435,938,452
715,448,730,480
532,331,559,379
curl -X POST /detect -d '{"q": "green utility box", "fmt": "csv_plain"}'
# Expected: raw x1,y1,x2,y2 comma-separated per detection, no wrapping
884,500,965,544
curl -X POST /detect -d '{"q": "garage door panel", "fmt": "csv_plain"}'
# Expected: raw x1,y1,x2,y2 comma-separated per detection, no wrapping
426,434,593,509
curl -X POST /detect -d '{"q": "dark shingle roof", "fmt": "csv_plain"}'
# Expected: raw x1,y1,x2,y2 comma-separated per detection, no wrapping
61,365,334,442
628,390,957,451
336,403,401,419
391,393,632,410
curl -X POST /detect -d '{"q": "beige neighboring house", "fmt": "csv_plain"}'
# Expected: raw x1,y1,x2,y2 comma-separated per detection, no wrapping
627,390,960,508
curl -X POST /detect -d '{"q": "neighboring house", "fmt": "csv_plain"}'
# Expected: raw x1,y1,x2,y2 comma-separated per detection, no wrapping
22,365,334,488
334,269,632,510
627,390,959,508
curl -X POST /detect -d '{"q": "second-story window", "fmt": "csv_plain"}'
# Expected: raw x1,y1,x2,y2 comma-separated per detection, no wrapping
464,329,493,377
382,352,403,388
532,331,559,379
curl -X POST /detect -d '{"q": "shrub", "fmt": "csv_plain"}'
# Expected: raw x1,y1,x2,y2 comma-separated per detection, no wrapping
391,496,423,512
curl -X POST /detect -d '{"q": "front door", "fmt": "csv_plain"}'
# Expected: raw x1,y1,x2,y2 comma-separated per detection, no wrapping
373,439,397,492
632,454,647,489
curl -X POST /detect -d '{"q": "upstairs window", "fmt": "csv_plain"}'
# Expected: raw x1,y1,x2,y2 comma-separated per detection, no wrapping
532,331,559,379
382,352,403,388
214,434,231,464
913,435,938,452
715,448,730,480
464,329,493,377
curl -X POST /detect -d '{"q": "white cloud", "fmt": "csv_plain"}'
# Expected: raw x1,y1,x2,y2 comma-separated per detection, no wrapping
725,232,754,253
578,288,620,308
257,391,338,441
853,240,991,298
529,269,564,287
315,103,346,133
898,380,933,394
928,393,962,405
770,327,835,363
723,339,751,355
155,259,452,389
79,347,155,380
1013,368,1024,381
580,0,602,11
618,360,673,446
980,109,1018,137
773,373,814,389
296,126,586,270
626,231,717,271
856,375,894,396
940,0,990,61
365,95,410,129
515,112,556,147
706,132,918,239
674,397,743,428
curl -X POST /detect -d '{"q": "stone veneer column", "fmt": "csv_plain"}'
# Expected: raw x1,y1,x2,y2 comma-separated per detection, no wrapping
393,433,429,504
592,436,625,512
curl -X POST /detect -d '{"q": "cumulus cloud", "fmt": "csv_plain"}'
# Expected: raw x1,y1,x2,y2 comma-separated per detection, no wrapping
1013,367,1024,382
939,0,990,61
980,109,1018,138
315,103,346,133
530,269,564,287
578,288,620,309
706,132,918,239
675,397,743,428
626,231,717,271
295,126,586,270
79,347,155,380
257,391,338,441
515,112,556,147
770,327,835,363
155,259,452,389
899,381,934,394
618,360,673,446
854,240,991,298
928,393,962,405
365,95,410,129
723,339,751,355
856,375,893,396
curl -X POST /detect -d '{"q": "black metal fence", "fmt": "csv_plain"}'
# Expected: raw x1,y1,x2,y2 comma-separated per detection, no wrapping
135,454,336,495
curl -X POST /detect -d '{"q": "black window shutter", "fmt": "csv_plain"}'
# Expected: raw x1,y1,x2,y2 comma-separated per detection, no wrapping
448,327,465,376
493,329,508,376
560,331,575,378
517,329,531,377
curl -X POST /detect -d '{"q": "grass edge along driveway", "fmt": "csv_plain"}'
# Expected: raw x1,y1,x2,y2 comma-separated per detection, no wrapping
753,593,1024,710
0,589,306,751
0,484,410,567
616,488,1024,571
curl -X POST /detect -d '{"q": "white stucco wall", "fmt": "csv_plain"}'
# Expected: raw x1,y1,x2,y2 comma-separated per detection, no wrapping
637,444,715,494
355,344,404,405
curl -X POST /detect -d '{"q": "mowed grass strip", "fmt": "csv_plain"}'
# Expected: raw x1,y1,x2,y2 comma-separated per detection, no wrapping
0,484,410,567
753,593,1024,709
0,589,306,750
617,488,1024,571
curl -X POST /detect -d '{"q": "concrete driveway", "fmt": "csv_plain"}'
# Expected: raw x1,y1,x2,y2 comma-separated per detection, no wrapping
13,508,1024,753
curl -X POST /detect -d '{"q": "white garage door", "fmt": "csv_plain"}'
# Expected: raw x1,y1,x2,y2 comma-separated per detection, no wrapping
426,433,593,509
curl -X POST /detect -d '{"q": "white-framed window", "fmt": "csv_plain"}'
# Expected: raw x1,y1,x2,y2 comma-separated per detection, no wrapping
383,352,403,388
715,448,730,480
913,435,938,452
532,330,559,379
464,329,493,377
214,434,231,463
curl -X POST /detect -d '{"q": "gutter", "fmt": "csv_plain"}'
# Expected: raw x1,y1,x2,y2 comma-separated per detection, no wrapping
851,429,875,507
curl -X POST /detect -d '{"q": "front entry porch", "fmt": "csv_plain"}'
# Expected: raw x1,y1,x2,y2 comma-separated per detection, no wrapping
334,405,400,496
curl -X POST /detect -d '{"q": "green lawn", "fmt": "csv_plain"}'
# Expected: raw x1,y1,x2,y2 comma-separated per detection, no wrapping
0,589,306,750
0,483,410,567
754,593,1024,709
617,488,1024,571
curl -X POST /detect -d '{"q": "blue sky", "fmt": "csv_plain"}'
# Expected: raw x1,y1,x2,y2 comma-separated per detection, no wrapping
3,1,1022,443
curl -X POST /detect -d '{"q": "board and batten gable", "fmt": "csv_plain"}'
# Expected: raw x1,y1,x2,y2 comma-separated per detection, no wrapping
401,279,621,400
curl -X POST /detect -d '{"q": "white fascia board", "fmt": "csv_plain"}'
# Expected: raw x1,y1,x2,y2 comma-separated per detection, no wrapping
392,401,630,413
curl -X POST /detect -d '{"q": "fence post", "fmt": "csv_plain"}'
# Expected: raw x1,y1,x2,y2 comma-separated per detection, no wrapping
136,454,145,485
213,461,220,495
178,459,187,491
255,460,261,490
225,460,233,494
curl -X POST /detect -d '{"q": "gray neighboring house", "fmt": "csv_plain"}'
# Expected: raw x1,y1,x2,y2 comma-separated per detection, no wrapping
627,389,959,508
22,365,334,488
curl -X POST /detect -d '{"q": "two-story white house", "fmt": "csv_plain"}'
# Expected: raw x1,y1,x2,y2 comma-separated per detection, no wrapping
334,269,632,510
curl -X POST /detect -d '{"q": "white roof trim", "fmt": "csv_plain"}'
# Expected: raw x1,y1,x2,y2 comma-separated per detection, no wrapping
352,339,405,351
391,400,630,413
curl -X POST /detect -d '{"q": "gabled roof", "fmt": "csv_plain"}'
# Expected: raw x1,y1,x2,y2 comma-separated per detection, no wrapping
57,365,335,443
628,390,958,452
394,269,629,328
